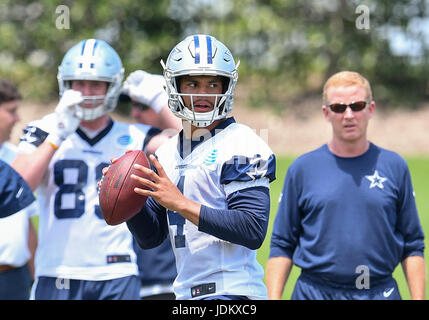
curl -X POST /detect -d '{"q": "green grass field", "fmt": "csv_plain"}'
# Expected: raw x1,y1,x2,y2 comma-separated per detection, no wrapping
257,155,429,300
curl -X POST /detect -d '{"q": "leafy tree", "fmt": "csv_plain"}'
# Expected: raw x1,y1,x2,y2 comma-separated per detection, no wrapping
1,0,428,109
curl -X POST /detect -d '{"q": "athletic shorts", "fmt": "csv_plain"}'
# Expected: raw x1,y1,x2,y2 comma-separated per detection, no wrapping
31,275,140,300
291,271,401,300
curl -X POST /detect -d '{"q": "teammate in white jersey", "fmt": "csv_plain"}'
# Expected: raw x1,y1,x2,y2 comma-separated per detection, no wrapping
0,79,37,300
124,35,276,300
12,39,169,300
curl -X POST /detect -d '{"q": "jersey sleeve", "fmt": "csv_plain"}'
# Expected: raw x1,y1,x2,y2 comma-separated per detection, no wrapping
0,160,35,218
199,186,270,250
396,161,425,260
219,127,276,196
269,165,301,259
18,115,54,153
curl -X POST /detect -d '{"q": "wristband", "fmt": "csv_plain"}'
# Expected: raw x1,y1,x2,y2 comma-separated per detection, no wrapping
46,133,64,150
47,141,59,150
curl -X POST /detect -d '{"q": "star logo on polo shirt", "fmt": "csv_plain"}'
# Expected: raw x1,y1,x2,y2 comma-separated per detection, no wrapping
365,170,387,189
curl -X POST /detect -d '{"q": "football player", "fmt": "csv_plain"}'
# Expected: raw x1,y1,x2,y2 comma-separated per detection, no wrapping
12,39,170,300
125,34,276,300
122,70,182,133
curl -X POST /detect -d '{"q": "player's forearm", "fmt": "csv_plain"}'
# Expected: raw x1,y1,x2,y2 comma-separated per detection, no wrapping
198,187,270,250
174,198,201,226
127,200,169,249
266,256,293,300
198,205,267,249
402,255,426,300
12,141,56,190
27,219,38,280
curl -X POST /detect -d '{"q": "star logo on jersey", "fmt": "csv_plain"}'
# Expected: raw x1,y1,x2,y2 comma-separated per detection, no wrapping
246,156,268,181
365,170,387,189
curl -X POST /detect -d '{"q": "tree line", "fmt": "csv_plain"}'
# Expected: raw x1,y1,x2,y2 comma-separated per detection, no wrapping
1,0,428,110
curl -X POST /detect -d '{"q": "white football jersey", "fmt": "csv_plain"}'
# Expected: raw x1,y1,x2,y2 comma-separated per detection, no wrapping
155,119,274,299
19,115,154,280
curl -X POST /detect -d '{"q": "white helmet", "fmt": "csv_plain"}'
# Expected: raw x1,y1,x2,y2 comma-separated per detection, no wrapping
57,39,124,121
161,34,239,127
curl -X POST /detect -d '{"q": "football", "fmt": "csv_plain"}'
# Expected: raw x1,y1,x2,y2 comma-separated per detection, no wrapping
99,150,151,225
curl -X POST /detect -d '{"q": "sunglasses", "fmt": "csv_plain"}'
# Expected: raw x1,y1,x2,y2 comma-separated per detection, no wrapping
328,101,369,113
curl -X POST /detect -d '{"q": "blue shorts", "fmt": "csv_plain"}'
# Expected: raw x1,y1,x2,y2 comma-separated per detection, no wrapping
32,275,140,300
292,271,401,300
0,265,32,300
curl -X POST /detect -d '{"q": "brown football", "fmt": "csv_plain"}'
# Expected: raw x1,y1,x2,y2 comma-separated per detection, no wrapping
99,150,150,225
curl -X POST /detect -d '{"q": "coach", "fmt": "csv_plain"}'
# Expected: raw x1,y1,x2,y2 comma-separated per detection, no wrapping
267,71,426,300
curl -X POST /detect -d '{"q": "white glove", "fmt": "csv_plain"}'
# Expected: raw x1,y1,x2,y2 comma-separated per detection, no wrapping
46,89,83,148
122,70,168,113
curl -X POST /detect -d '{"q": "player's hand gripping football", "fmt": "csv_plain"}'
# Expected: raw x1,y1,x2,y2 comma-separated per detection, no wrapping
122,70,167,113
130,154,186,213
98,151,180,208
99,153,201,226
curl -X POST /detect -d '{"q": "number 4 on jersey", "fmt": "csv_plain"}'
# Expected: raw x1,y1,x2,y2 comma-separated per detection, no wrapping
167,175,186,248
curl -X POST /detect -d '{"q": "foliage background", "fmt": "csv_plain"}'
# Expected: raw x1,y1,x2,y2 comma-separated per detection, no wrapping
2,0,429,111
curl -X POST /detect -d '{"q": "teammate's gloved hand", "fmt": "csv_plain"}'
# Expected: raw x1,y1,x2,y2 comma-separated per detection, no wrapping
46,89,83,149
122,70,168,114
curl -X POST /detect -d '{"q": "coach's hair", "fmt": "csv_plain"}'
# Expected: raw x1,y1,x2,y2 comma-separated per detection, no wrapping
0,79,22,105
322,71,373,105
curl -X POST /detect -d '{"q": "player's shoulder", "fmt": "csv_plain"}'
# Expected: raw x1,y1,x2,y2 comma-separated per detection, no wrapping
112,121,154,146
155,132,179,157
224,121,260,140
113,121,152,135
219,120,273,157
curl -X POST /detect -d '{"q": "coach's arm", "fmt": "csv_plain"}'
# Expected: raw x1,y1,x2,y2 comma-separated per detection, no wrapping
402,255,426,300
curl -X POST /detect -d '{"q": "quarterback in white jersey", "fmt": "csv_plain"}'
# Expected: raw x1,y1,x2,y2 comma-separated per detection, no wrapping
125,35,276,300
13,39,168,300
